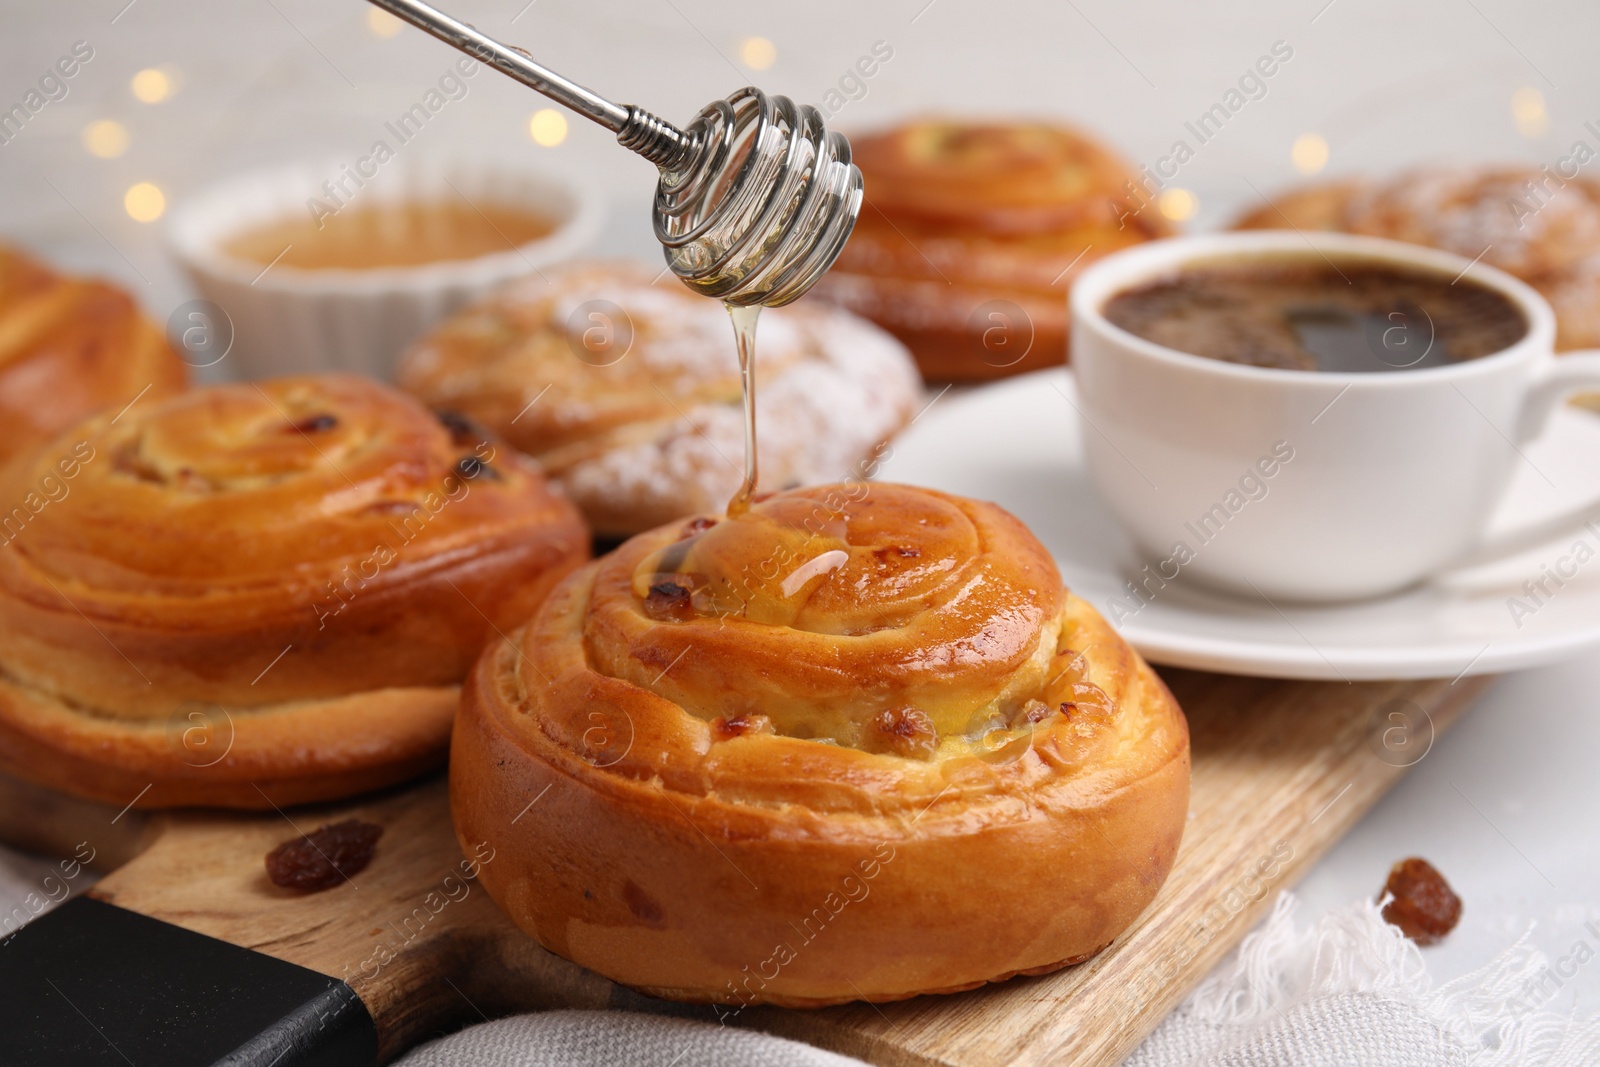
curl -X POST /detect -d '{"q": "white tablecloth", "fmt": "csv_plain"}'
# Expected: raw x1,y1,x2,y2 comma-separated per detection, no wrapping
4,1,1600,1060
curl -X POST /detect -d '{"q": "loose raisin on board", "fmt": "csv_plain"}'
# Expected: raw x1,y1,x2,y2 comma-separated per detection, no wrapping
265,819,382,892
1380,856,1461,945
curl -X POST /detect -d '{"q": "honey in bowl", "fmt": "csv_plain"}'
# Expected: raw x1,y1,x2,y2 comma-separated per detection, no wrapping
221,199,557,271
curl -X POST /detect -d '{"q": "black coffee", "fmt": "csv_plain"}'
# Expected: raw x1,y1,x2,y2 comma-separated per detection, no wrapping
1102,257,1527,372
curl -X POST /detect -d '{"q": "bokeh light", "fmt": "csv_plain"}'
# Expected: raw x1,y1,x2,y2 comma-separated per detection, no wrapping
529,109,568,147
82,120,129,159
367,9,402,37
131,68,171,103
124,182,166,222
1291,133,1329,175
1512,88,1549,137
740,37,777,71
1158,187,1197,222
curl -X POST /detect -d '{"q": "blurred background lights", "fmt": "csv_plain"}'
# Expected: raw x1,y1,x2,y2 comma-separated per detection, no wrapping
82,120,129,159
740,37,777,71
131,68,171,103
367,8,402,38
529,108,568,147
1158,187,1197,222
124,183,166,222
1291,133,1329,175
1512,88,1549,137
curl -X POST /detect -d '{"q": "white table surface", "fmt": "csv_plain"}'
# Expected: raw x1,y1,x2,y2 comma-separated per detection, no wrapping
3,0,1599,1043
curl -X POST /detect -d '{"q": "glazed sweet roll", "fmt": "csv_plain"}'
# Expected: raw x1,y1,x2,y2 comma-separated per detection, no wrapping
813,121,1173,380
0,374,587,808
0,242,187,465
451,483,1189,1006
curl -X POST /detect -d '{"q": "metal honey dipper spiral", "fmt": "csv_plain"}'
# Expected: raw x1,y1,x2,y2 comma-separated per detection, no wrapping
367,0,866,517
365,0,864,308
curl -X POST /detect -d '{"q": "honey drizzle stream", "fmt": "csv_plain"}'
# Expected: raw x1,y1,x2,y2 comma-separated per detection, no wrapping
725,303,762,518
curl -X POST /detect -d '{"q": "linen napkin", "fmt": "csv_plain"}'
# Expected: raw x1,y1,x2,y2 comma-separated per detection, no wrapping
393,893,1600,1067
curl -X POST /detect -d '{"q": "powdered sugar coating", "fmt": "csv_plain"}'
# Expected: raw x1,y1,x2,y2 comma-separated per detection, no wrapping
399,262,925,536
562,313,918,526
1537,252,1600,350
1346,167,1600,278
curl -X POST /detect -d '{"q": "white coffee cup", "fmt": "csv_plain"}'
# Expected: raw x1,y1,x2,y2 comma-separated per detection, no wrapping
1070,231,1600,602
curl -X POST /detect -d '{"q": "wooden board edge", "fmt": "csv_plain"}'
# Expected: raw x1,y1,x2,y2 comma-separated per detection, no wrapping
743,674,1493,1066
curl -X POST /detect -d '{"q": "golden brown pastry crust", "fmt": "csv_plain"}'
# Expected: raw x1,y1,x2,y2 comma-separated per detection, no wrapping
0,374,588,808
1232,167,1600,351
1231,178,1368,234
1538,258,1600,350
814,121,1171,382
398,262,922,539
1342,168,1600,279
0,243,187,466
452,484,1189,1006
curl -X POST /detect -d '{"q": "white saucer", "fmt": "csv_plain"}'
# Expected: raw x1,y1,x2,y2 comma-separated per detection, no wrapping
885,370,1600,680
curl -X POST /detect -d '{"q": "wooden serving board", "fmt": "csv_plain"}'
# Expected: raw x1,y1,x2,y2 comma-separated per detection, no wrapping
0,668,1488,1066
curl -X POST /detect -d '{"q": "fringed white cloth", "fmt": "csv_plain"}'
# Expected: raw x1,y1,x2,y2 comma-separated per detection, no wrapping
391,892,1600,1066
395,1009,868,1067
1128,893,1600,1067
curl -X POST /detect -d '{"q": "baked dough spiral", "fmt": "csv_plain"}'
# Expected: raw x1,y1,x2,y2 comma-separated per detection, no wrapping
0,243,187,465
0,374,586,808
814,121,1171,381
452,483,1189,1006
398,262,922,538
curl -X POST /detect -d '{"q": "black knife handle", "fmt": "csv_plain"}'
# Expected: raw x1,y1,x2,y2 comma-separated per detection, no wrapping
0,896,377,1066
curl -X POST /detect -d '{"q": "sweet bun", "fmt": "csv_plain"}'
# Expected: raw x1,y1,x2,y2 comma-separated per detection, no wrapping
0,243,187,465
452,483,1190,1006
1342,167,1600,279
813,120,1171,381
1540,258,1600,350
1231,178,1367,234
1233,166,1600,349
0,374,586,808
398,262,922,539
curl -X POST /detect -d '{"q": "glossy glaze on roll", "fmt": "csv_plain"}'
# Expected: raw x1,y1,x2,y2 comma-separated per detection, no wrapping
813,121,1171,381
452,483,1189,1006
0,243,188,465
0,374,587,808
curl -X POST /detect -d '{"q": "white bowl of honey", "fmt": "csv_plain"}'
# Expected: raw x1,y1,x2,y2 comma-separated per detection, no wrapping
167,157,604,380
